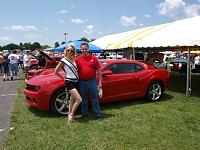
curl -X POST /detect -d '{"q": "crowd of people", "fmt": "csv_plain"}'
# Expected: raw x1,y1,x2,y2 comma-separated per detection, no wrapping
0,50,33,81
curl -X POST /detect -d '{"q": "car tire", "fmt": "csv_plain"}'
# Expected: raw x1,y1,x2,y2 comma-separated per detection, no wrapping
50,88,70,115
146,81,163,101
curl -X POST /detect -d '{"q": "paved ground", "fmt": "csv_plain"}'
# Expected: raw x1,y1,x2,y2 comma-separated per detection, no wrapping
0,74,20,144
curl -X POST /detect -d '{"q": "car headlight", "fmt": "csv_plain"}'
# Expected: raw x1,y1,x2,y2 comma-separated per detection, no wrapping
26,84,41,91
34,86,41,91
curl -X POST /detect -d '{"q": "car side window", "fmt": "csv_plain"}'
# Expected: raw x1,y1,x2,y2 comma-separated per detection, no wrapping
133,64,144,72
105,63,130,74
105,63,144,74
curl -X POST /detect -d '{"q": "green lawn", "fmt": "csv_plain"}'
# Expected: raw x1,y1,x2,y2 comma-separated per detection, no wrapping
1,72,200,150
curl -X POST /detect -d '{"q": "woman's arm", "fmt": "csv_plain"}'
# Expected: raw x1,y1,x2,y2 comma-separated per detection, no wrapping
54,62,65,80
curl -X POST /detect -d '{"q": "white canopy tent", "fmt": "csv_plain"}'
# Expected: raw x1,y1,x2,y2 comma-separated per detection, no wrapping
92,16,200,97
92,16,200,49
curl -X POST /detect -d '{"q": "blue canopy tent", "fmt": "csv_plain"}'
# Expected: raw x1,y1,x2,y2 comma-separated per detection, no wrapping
53,40,103,53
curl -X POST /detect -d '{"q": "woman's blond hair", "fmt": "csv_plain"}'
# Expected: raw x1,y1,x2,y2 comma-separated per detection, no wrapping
64,44,76,57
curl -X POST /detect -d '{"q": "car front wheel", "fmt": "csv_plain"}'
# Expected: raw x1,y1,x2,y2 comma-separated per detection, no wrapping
146,81,163,101
50,88,70,115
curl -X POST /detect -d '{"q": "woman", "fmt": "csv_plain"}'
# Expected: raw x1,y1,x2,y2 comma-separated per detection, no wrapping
54,45,82,124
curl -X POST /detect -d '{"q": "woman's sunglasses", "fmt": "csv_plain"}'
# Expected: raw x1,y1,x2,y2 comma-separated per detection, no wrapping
67,49,75,53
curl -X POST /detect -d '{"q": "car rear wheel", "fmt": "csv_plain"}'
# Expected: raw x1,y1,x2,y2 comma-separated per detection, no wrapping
50,88,70,115
146,81,163,101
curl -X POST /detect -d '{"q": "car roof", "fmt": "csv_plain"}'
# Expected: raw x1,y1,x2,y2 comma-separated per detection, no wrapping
98,58,149,68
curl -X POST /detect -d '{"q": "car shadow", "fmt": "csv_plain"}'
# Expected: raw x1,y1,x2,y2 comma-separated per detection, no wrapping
28,93,173,119
28,106,65,118
168,72,200,97
101,93,173,111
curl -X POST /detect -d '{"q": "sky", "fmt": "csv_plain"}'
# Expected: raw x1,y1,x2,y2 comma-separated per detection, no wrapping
0,0,200,47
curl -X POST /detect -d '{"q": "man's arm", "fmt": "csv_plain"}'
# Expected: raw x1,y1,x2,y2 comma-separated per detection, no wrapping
97,68,102,87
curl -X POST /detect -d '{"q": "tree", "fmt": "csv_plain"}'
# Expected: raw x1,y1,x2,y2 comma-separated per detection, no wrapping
19,42,24,50
31,42,41,50
61,41,65,45
54,41,60,48
80,37,90,42
3,43,19,50
23,42,32,50
90,38,96,42
42,45,51,49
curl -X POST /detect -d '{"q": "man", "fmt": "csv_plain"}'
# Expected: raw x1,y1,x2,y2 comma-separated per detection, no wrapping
8,50,19,80
76,42,102,119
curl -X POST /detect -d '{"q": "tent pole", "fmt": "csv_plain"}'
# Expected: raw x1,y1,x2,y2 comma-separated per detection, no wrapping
186,46,191,97
132,48,135,60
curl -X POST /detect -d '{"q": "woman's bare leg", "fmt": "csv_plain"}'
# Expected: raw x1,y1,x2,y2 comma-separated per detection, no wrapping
68,88,82,123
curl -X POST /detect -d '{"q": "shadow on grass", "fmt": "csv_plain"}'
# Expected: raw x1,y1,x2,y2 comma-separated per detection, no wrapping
75,112,115,123
168,72,200,97
28,106,65,118
27,93,173,119
101,93,173,111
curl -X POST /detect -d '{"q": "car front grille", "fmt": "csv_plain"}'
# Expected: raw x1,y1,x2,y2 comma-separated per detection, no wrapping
26,84,35,90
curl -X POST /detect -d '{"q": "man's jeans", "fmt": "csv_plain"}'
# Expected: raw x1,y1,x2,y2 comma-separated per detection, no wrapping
79,77,101,118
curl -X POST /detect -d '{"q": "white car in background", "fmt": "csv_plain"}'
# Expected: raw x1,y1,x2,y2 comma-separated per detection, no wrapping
2,50,10,56
107,52,123,59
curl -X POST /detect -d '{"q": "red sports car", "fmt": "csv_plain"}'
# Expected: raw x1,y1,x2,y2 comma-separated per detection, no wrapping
24,59,169,115
26,50,62,80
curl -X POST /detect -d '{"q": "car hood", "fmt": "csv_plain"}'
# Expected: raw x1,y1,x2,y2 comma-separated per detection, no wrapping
27,71,65,85
145,53,164,65
38,49,55,62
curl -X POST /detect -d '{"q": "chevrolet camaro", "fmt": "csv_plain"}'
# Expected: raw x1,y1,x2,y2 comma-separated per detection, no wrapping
24,59,169,115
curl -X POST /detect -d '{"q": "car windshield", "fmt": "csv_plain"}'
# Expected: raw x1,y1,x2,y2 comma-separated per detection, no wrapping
98,60,107,66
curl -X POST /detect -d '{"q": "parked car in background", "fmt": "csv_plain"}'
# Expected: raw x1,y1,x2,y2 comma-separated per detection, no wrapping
170,57,194,73
2,50,10,56
25,49,62,80
98,52,124,59
145,53,167,69
24,59,169,115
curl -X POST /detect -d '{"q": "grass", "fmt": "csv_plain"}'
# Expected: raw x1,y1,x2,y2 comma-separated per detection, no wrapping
1,72,200,150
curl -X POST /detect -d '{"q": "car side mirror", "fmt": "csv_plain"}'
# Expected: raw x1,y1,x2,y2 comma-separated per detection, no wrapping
102,70,112,76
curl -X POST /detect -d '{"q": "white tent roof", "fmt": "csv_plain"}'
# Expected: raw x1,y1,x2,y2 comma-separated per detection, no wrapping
92,16,200,50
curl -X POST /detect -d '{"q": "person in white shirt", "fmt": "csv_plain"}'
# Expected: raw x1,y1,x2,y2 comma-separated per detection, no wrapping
23,51,32,75
194,54,200,71
8,50,19,80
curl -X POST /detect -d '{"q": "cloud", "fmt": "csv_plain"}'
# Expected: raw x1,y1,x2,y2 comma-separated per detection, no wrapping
83,25,95,34
43,27,49,31
158,0,200,19
143,14,151,18
70,18,84,24
57,9,68,14
3,25,38,32
0,36,11,41
25,33,43,39
58,19,65,23
120,15,137,27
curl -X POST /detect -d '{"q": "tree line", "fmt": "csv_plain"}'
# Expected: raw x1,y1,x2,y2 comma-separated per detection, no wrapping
0,42,50,51
0,37,95,51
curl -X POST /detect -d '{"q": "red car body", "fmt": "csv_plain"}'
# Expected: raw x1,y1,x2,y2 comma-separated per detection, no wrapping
24,59,169,115
26,50,62,80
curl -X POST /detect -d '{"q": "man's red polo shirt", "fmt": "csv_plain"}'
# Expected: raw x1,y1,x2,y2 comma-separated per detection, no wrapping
76,54,100,80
